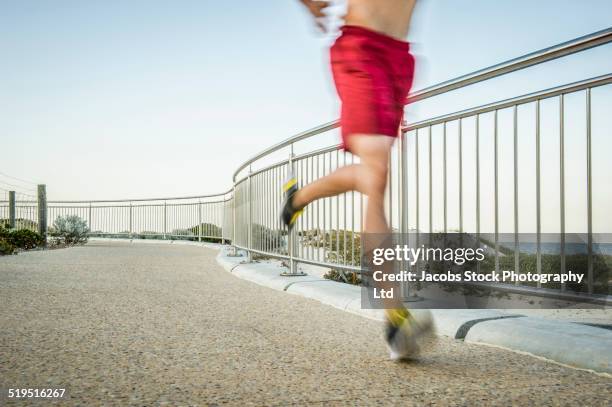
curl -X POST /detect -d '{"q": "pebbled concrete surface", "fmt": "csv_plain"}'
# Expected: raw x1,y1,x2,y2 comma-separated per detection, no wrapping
1,241,611,406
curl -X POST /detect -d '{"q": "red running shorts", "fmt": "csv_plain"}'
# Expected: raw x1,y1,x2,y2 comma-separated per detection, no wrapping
330,25,415,152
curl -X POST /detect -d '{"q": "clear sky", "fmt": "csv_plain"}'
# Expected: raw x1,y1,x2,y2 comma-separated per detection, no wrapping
1,0,611,201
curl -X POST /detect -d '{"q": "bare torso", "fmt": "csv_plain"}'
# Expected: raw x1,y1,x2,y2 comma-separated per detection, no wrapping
344,0,416,40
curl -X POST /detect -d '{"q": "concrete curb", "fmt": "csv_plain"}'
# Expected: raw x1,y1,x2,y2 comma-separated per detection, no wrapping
214,247,612,374
215,247,523,333
465,317,612,373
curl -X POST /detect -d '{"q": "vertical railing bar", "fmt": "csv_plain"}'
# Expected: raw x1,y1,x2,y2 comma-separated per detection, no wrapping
536,99,542,287
163,200,167,239
253,173,257,250
443,122,447,233
198,201,202,242
260,173,263,250
336,149,340,265
321,153,325,263
388,147,393,230
476,114,481,275
514,105,520,283
476,115,480,239
459,119,463,233
299,157,304,260
272,167,276,253
297,158,302,258
398,123,407,299
289,146,298,274
428,126,432,234
259,173,262,250
494,109,499,276
329,151,333,261
267,168,270,253
400,125,407,237
415,129,420,236
316,154,320,262
343,152,347,266
360,152,364,239
310,155,314,261
559,95,566,291
351,153,355,266
253,172,263,251
247,165,252,261
232,182,236,252
586,88,593,294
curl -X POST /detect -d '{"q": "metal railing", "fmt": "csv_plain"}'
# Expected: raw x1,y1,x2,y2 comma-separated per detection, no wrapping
0,186,47,236
230,27,612,300
2,28,610,300
45,192,234,242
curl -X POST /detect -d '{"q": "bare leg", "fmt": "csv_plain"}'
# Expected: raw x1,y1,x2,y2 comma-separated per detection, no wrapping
345,135,403,310
292,164,361,209
293,134,402,309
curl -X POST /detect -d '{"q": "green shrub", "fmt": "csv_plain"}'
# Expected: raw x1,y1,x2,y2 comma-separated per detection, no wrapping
0,239,15,255
323,230,361,266
0,218,39,231
5,229,45,250
51,215,90,245
323,269,361,285
189,223,222,237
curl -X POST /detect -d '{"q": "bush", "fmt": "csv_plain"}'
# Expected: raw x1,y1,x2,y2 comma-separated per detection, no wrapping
4,229,45,250
51,215,90,245
323,269,361,285
189,223,222,238
0,239,15,255
0,218,39,231
321,230,361,266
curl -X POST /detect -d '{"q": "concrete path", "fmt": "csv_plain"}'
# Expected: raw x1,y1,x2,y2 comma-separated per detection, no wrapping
1,241,610,406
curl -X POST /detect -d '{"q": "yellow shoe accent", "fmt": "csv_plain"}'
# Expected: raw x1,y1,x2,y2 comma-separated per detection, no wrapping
289,208,303,225
386,308,411,327
283,178,297,192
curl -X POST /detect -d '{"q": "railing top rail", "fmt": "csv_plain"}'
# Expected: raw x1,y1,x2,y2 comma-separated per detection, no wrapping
47,189,233,204
232,121,338,181
406,73,612,130
232,27,611,181
408,27,611,102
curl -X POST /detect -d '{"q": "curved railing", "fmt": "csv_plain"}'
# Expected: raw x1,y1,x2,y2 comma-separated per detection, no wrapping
46,191,234,242
229,28,612,300
3,27,611,301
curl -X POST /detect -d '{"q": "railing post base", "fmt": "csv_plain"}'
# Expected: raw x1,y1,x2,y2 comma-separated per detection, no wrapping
225,245,242,257
281,259,307,277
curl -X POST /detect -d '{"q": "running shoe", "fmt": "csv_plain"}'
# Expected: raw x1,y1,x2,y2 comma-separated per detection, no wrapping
385,308,435,360
280,171,303,230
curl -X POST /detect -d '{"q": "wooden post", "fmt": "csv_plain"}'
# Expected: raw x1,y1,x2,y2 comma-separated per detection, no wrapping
37,184,47,240
8,191,15,229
